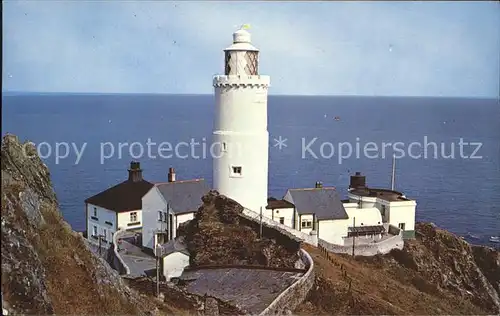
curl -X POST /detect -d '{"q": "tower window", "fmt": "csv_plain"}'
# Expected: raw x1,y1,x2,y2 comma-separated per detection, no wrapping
230,165,243,177
222,142,227,152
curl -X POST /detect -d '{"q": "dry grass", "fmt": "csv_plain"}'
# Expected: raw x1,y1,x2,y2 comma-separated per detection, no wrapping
295,244,489,315
36,204,140,315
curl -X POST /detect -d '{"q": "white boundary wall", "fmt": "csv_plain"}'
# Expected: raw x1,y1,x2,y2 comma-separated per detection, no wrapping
259,249,315,315
242,208,318,246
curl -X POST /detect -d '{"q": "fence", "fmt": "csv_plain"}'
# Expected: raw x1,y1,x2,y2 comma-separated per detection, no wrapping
241,208,318,246
259,249,315,315
317,244,357,307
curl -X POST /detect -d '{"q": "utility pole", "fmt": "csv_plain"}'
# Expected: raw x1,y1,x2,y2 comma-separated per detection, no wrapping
155,244,162,298
352,217,356,257
98,235,103,256
391,154,396,191
259,206,263,238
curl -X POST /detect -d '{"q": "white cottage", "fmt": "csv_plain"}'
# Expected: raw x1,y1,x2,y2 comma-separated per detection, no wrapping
283,183,358,245
264,198,296,228
84,161,153,247
346,172,417,239
141,168,209,255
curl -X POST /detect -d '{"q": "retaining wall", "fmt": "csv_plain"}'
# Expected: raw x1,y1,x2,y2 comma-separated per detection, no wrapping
110,229,131,275
242,208,318,246
319,230,404,257
259,249,315,315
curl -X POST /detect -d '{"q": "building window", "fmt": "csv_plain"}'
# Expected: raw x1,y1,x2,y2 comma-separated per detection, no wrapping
103,229,107,241
231,165,243,177
381,205,386,217
92,225,98,237
93,207,97,217
222,142,227,152
130,212,138,222
301,219,312,229
279,217,285,225
163,212,168,222
158,211,163,222
398,223,406,230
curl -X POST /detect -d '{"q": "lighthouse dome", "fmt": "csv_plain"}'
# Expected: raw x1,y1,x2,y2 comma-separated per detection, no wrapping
233,29,251,43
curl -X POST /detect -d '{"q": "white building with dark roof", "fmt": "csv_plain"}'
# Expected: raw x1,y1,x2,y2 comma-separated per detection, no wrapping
141,168,209,255
159,237,190,281
346,172,416,239
84,161,153,247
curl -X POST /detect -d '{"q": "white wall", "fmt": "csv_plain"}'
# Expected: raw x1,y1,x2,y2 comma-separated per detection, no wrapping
386,202,416,232
317,219,349,245
345,207,383,227
162,252,190,281
347,193,377,208
264,207,295,229
212,75,271,214
141,187,167,250
87,203,116,246
117,210,142,230
172,213,195,239
299,214,314,234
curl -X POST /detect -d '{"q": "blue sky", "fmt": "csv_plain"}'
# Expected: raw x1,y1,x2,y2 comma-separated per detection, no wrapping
3,1,499,97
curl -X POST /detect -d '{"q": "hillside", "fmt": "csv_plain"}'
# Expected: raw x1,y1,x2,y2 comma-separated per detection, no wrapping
296,223,500,315
1,134,193,315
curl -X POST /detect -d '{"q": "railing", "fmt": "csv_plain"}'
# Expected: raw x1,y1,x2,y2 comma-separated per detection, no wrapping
241,208,318,246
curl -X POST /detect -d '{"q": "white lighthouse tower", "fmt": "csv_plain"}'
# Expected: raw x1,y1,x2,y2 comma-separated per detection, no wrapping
212,26,270,213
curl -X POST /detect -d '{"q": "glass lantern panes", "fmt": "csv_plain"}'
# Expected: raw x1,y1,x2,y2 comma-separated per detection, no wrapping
225,52,232,75
244,51,258,75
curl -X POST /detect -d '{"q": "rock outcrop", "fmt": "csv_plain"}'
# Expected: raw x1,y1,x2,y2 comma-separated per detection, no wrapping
296,222,500,315
0,134,189,315
389,223,500,313
177,190,301,269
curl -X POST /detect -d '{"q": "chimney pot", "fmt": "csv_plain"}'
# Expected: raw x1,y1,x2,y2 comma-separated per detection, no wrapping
128,161,143,182
168,167,176,182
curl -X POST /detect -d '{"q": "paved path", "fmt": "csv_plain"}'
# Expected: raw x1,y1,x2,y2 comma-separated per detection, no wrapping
117,231,156,277
179,268,304,314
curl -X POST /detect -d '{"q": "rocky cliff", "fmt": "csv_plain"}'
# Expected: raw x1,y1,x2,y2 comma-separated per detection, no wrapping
297,223,500,315
177,190,301,269
0,134,191,315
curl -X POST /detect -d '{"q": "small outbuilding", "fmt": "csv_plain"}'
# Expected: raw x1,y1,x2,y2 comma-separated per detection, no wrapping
159,237,190,281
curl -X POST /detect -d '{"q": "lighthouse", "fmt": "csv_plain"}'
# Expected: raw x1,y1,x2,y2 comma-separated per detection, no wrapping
212,26,270,213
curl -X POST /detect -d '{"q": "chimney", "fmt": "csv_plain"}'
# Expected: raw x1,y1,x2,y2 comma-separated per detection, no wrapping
168,167,176,182
315,181,323,188
349,171,366,190
128,161,143,182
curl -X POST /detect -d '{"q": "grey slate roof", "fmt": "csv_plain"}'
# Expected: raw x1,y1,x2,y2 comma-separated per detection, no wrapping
286,188,349,220
160,237,189,257
156,179,209,214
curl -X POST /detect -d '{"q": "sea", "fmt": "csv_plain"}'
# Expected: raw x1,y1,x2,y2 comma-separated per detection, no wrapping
2,94,500,248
